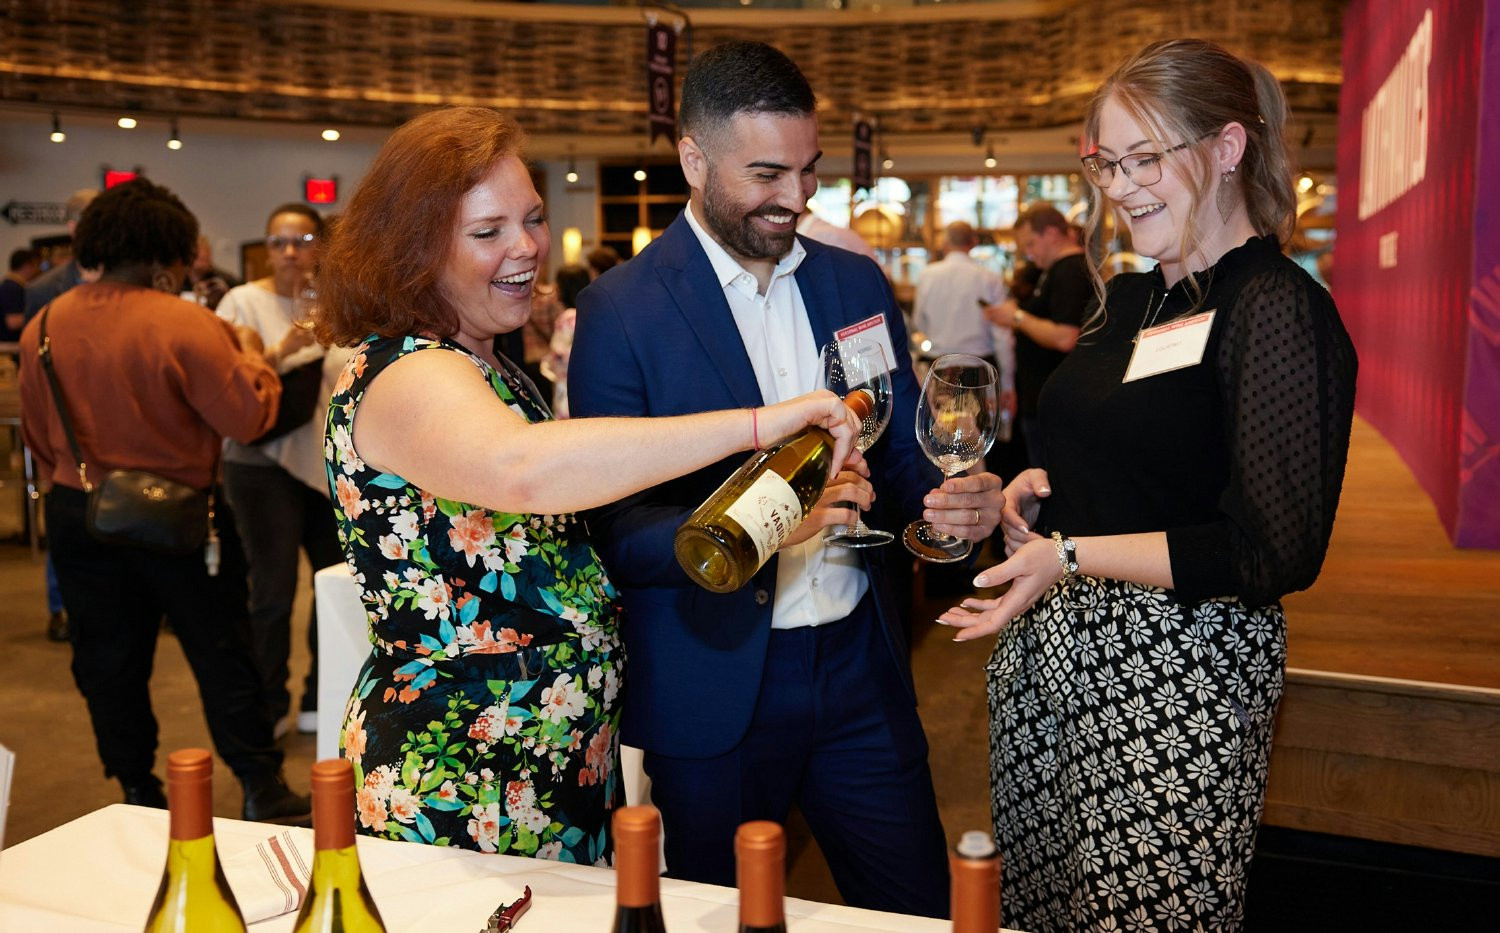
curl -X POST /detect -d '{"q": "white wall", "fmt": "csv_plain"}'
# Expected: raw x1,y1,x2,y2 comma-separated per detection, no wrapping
0,108,594,280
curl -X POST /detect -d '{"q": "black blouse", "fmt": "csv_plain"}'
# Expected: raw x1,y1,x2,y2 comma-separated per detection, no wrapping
1036,235,1357,608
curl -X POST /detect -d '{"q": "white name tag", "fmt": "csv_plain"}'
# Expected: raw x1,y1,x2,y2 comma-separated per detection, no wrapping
834,313,897,378
1123,310,1216,383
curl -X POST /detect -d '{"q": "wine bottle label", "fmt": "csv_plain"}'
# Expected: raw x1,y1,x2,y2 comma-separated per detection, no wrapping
724,470,803,565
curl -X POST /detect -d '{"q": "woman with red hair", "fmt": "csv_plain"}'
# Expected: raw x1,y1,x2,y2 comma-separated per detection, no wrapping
315,107,861,863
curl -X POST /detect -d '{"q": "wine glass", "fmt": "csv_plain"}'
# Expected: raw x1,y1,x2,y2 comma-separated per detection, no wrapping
820,336,894,547
903,353,1000,563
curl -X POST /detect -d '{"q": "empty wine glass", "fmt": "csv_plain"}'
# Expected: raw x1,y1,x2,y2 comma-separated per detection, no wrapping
903,353,1000,563
820,336,894,547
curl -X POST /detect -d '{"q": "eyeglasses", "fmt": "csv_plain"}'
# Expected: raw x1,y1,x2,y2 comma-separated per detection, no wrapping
1080,133,1214,187
265,233,318,251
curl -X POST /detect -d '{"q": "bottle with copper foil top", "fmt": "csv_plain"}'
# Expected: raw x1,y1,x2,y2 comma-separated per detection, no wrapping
675,389,874,593
143,748,249,932
950,830,1002,933
292,759,387,932
611,805,667,932
735,821,788,933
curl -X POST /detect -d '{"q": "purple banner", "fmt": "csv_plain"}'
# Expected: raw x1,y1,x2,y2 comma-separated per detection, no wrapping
852,118,873,192
647,22,676,144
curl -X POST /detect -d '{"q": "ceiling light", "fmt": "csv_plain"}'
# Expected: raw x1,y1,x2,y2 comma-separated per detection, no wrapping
117,116,137,129
984,144,996,169
633,167,647,182
566,151,579,184
881,156,894,171
1297,172,1316,193
50,112,65,143
167,119,182,150
321,128,340,142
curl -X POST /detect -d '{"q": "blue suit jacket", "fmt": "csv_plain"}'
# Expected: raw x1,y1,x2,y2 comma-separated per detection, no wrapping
569,212,940,758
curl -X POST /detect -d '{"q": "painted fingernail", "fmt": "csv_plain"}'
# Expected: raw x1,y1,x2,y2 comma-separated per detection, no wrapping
973,576,989,587
1038,486,1051,495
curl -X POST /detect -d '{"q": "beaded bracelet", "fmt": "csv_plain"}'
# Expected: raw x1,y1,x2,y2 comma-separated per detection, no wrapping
1051,531,1078,583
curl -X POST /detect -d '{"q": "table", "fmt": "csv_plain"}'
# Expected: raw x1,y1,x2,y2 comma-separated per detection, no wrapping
0,805,993,931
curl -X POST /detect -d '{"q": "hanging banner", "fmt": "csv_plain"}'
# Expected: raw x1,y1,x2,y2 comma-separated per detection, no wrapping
852,118,874,192
647,22,677,144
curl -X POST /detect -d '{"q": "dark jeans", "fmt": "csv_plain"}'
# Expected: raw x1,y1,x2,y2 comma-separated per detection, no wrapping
45,485,282,783
643,594,951,918
223,461,345,720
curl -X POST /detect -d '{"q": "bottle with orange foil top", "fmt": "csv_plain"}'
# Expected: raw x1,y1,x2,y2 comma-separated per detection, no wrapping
611,805,667,932
735,821,788,933
143,748,248,932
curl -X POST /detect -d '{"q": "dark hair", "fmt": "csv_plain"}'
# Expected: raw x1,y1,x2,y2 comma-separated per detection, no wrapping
315,107,527,347
585,245,621,277
1016,203,1070,236
679,41,815,148
8,248,37,272
1081,39,1295,312
72,179,197,272
266,202,325,236
555,264,591,309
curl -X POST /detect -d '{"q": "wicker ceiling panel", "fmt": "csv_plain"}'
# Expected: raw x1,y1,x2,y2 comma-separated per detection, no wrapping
0,0,1345,139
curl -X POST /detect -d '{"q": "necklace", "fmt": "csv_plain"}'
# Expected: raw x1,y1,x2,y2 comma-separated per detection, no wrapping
1132,289,1169,344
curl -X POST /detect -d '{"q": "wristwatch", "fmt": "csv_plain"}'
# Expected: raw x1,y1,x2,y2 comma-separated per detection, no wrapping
1051,531,1078,583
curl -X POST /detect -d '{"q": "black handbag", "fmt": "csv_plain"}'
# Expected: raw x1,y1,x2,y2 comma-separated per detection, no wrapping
37,306,214,555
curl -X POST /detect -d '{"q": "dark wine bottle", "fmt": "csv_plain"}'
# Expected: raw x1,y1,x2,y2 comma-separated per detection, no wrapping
611,805,667,932
292,758,387,932
143,748,248,932
735,820,788,933
950,830,1002,933
675,390,874,593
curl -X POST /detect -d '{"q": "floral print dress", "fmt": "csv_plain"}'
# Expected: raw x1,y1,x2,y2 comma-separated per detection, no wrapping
326,334,623,864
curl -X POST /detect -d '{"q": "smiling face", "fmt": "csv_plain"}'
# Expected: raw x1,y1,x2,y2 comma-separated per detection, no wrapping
683,111,821,278
265,211,320,290
1093,94,1256,287
438,155,549,355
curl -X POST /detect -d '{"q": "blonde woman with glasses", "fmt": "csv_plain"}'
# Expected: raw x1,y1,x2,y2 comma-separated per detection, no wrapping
940,39,1358,931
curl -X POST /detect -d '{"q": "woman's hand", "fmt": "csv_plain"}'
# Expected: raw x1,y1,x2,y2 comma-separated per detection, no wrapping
1000,468,1051,556
757,389,862,481
938,536,1063,642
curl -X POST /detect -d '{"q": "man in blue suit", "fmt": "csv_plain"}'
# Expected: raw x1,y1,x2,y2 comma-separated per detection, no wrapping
569,41,1005,918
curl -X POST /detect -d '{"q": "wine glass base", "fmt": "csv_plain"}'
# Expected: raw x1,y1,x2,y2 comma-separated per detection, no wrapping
825,527,895,548
902,521,974,563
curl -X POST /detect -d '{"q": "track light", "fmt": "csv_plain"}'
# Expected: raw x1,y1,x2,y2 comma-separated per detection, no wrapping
984,144,996,169
167,119,182,150
321,128,340,142
118,116,137,129
50,112,65,143
633,167,647,182
565,151,578,184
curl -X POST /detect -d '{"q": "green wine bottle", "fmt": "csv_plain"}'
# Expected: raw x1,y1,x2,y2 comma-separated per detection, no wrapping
675,390,873,593
143,748,248,932
292,759,387,932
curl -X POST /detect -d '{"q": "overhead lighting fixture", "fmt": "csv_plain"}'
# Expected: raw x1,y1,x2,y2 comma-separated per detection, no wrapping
565,151,579,184
167,118,182,150
984,144,996,169
49,112,65,143
321,128,341,142
1297,172,1316,193
881,155,894,171
117,116,137,129
633,167,647,182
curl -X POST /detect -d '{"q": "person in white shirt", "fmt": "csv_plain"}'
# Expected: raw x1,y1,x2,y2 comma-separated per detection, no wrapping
217,204,350,738
912,220,1016,416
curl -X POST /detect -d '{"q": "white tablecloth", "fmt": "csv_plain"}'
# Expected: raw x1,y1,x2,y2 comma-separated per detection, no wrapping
0,805,986,931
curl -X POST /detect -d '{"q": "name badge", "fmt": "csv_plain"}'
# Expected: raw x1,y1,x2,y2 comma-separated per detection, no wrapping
1123,310,1215,383
834,313,897,377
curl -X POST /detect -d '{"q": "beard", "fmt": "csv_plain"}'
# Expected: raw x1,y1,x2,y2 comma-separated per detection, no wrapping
700,167,798,263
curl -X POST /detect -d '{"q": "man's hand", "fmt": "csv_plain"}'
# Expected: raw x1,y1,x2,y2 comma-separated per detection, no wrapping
783,453,873,548
921,470,1006,539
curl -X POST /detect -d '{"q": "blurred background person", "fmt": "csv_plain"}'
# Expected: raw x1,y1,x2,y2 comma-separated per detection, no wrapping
18,178,309,822
2,248,40,342
585,245,621,280
23,188,99,324
539,262,592,418
216,203,348,739
314,105,858,860
984,204,1090,468
183,234,239,311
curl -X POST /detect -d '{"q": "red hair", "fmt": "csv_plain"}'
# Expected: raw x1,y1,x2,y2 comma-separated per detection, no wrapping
316,107,527,347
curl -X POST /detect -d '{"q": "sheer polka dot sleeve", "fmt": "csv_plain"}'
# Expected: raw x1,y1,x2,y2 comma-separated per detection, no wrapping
1169,265,1358,607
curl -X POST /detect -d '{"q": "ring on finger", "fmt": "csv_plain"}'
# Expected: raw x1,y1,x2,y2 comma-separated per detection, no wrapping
972,508,982,526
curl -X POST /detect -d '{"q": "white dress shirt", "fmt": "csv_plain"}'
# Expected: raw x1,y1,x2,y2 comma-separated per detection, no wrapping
684,206,867,629
912,250,1014,392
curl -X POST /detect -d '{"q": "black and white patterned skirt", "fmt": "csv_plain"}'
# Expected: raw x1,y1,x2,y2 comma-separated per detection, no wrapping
986,576,1285,932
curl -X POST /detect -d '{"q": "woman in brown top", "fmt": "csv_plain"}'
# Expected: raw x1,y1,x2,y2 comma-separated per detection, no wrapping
20,178,310,823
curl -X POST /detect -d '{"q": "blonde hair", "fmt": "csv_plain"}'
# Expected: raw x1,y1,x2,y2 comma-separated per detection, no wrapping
1080,39,1296,322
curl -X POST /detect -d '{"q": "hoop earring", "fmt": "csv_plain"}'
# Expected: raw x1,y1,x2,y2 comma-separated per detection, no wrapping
151,268,176,293
1217,164,1238,224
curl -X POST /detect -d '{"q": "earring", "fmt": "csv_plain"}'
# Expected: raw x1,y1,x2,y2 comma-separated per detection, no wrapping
151,268,176,293
1217,164,1238,224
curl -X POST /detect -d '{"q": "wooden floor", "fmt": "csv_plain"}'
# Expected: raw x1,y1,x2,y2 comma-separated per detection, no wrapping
1281,416,1500,688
